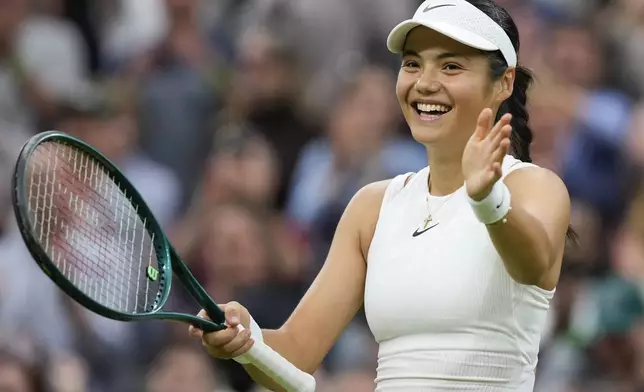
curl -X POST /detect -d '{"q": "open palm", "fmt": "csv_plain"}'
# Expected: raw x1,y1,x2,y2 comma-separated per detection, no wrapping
462,108,513,201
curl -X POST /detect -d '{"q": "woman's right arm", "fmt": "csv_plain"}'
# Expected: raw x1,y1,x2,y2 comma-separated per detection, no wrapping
195,180,389,391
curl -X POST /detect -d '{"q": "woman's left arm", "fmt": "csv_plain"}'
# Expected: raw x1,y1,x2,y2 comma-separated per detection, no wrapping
486,167,570,290
462,109,571,290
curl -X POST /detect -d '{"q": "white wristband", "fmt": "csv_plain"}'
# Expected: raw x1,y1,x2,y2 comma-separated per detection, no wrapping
467,180,512,225
233,315,264,364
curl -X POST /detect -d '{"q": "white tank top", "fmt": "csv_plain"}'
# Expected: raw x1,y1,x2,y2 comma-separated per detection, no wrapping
364,155,554,391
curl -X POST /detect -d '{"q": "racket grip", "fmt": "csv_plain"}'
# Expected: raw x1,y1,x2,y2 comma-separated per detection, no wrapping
236,326,316,392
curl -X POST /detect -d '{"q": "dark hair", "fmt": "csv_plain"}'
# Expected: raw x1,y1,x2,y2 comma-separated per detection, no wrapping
467,0,577,243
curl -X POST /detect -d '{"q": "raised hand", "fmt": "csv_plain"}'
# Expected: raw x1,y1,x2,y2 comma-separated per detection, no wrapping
462,109,513,201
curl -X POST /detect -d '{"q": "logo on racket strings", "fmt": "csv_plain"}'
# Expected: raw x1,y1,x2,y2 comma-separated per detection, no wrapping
147,266,159,281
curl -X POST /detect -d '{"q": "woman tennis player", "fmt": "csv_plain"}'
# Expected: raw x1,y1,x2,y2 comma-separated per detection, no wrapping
190,0,572,390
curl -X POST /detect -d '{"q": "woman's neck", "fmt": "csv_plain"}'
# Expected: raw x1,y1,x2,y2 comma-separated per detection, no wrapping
427,149,465,196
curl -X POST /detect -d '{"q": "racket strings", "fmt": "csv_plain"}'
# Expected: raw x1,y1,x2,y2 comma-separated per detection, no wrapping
31,143,134,305
26,141,161,314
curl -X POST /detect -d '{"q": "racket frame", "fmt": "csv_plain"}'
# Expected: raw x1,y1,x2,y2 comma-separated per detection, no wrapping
12,131,226,332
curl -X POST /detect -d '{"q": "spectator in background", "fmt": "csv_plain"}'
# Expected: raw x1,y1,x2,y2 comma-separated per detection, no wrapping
18,0,89,112
0,0,75,134
0,347,45,392
132,0,230,207
238,0,419,118
146,344,232,392
46,353,89,392
601,0,644,99
191,203,274,306
100,0,168,68
169,128,310,390
221,30,317,211
171,128,284,257
532,23,633,225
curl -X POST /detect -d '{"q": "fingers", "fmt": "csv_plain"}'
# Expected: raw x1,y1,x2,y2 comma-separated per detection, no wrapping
465,110,512,193
221,327,252,355
473,108,494,140
190,301,242,330
491,137,510,163
473,110,511,144
224,301,243,326
188,302,254,361
197,309,211,320
230,338,255,358
189,325,202,338
492,162,503,178
500,135,511,154
485,113,512,142
202,325,239,347
490,124,512,152
189,309,211,338
188,304,228,337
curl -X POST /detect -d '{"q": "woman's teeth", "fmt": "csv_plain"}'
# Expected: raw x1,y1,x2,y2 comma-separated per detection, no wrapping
415,103,452,121
416,103,451,114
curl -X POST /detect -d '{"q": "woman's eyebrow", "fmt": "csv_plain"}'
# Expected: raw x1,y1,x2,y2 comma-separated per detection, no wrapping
402,50,469,61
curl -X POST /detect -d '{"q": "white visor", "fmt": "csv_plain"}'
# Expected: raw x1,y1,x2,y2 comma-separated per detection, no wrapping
387,0,517,67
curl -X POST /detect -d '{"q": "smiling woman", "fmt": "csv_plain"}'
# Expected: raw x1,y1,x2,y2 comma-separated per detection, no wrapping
396,28,509,154
192,1,572,391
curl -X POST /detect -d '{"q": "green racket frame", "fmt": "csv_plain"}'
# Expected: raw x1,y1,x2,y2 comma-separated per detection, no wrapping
12,131,227,332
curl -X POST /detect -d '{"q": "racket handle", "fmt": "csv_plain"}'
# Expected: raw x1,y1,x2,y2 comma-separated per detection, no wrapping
236,326,316,392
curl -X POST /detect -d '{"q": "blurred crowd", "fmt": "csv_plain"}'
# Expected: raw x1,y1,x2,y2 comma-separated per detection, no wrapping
0,0,644,391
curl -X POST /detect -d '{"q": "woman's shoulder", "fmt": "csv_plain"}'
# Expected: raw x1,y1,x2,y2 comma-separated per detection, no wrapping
355,167,424,209
349,180,392,215
501,155,563,181
501,155,539,177
502,156,570,209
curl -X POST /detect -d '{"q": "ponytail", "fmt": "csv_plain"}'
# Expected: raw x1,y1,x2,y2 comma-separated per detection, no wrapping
497,65,534,163
487,52,534,163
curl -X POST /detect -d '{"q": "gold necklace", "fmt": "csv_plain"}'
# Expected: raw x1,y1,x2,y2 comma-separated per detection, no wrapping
421,187,457,229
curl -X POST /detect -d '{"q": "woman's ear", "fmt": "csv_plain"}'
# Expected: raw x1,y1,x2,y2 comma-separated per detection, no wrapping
496,66,516,103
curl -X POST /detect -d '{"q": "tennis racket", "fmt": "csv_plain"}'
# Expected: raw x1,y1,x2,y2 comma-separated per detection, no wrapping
11,131,316,392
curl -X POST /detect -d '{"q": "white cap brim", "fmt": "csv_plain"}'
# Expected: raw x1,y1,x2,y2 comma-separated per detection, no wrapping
385,0,517,67
387,20,499,54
